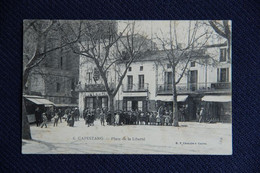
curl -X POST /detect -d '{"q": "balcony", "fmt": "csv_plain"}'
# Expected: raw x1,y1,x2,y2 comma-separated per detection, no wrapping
122,83,149,92
76,83,109,92
157,82,231,95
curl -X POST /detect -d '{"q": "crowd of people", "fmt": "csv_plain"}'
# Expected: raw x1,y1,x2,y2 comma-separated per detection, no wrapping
34,105,200,129
82,107,176,126
35,107,80,128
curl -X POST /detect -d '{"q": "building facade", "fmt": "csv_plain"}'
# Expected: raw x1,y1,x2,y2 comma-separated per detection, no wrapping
25,40,79,106
77,41,231,122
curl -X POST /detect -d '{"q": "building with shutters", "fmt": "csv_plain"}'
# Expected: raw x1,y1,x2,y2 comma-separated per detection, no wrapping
74,21,231,122
77,40,231,122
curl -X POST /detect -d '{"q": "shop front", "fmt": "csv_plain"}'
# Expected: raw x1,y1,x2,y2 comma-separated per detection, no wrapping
84,96,108,110
155,95,189,120
201,95,232,123
23,95,55,123
123,97,147,112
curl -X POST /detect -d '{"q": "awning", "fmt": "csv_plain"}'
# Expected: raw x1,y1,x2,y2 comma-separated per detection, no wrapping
156,95,188,102
177,95,189,102
202,95,231,102
24,95,54,106
54,104,78,107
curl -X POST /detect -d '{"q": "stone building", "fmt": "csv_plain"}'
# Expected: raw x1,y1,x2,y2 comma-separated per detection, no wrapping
25,33,79,106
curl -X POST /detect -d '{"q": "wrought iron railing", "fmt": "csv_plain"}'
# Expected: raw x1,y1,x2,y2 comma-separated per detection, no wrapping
122,83,149,92
75,83,115,92
157,82,231,94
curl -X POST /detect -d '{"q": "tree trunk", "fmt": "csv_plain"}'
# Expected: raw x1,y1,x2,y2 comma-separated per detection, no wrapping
172,66,179,127
22,97,32,139
108,94,115,125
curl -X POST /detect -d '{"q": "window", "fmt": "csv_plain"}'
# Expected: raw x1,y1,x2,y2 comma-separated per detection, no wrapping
140,66,143,71
127,75,133,90
139,75,144,89
86,72,92,83
191,61,196,67
128,67,132,71
189,70,198,91
164,72,173,90
164,72,173,84
86,97,94,109
138,101,143,111
217,68,229,82
127,101,132,111
220,48,227,62
56,83,60,92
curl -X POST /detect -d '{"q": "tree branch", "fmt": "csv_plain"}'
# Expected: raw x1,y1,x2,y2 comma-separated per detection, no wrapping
209,21,227,39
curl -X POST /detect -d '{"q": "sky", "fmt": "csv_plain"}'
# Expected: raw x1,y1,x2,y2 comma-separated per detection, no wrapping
117,20,226,49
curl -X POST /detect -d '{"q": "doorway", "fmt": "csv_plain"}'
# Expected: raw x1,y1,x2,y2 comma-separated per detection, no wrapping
132,101,138,111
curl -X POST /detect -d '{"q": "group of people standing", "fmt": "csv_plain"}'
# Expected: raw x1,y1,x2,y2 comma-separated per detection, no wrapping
82,107,177,126
64,107,80,127
35,105,195,128
35,107,80,128
83,108,102,127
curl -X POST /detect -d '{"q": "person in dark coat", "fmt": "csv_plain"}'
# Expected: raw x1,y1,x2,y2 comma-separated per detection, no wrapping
90,109,95,126
119,111,124,125
67,110,75,127
83,108,88,124
100,110,105,126
35,107,41,127
57,109,62,123
87,112,92,127
106,111,111,125
74,107,79,121
70,110,75,127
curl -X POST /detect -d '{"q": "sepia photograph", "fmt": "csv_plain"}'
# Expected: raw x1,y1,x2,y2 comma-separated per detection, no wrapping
22,20,232,154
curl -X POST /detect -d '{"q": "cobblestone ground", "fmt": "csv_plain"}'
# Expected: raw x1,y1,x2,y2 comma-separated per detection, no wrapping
22,118,232,154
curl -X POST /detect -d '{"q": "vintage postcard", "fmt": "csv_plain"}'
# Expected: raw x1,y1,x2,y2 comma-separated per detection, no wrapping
22,20,232,154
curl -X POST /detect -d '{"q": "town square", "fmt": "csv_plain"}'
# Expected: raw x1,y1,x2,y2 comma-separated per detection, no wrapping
22,20,232,154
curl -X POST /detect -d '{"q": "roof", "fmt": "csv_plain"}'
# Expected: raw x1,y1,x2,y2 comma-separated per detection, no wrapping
131,48,206,63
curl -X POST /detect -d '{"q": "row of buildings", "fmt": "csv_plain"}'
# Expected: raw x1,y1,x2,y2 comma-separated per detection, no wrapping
24,21,231,123
77,41,231,122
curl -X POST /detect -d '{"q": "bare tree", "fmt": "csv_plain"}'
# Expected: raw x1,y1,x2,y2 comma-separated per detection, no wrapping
22,20,81,139
157,21,211,126
209,20,231,60
73,21,147,123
